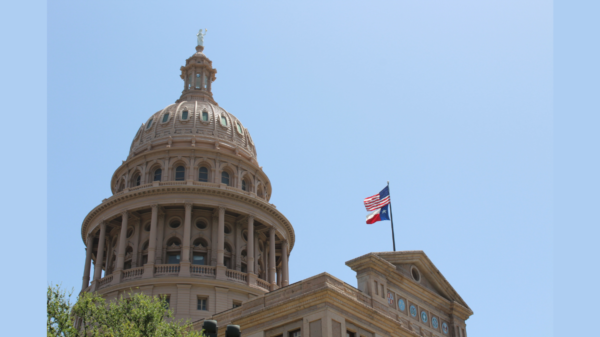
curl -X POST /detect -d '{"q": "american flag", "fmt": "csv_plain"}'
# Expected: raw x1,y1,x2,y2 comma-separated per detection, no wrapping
364,186,390,211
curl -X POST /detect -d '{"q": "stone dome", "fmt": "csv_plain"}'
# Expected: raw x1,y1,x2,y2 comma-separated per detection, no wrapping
128,101,258,165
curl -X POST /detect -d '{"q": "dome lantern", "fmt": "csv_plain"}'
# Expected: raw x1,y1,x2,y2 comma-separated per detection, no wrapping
177,44,218,104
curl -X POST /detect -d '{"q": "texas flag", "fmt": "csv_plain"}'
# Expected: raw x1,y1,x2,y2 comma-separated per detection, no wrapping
366,204,390,224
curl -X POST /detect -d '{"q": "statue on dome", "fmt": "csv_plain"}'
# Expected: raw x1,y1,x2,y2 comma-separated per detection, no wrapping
197,29,208,46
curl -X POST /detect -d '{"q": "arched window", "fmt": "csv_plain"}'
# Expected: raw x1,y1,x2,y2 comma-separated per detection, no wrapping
162,113,169,123
153,169,162,182
135,175,141,186
166,238,181,247
182,110,189,120
220,116,228,127
242,179,247,191
146,118,153,129
198,167,208,182
221,171,230,186
202,111,209,121
175,166,185,181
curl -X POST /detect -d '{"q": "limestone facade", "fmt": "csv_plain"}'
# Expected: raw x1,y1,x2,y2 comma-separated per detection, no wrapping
79,41,473,335
80,45,292,322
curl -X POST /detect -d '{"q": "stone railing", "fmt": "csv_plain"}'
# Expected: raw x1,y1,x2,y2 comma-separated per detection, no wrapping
98,274,113,289
128,183,153,192
191,265,216,276
256,278,271,291
122,266,144,281
159,181,188,186
226,269,248,282
155,264,180,276
111,180,269,203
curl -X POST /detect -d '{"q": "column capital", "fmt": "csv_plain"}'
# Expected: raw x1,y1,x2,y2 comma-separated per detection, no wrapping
269,226,276,235
184,202,193,209
99,221,107,230
151,204,159,210
121,210,129,218
247,214,255,222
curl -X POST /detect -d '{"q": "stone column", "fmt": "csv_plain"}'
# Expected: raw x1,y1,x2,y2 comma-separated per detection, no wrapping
131,220,140,267
81,233,94,291
282,240,289,287
114,211,129,282
93,222,107,282
269,227,276,289
143,204,158,278
217,207,225,266
210,212,218,266
179,203,192,277
216,206,227,280
247,216,254,274
155,209,165,264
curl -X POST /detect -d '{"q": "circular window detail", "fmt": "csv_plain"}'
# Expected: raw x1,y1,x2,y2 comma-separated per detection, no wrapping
420,311,428,323
409,305,417,317
144,223,151,232
432,317,439,329
398,299,406,311
411,266,421,282
224,225,232,235
442,322,449,334
169,220,181,229
126,227,134,238
196,219,207,230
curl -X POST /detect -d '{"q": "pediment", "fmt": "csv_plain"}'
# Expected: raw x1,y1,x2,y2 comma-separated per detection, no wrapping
346,251,471,311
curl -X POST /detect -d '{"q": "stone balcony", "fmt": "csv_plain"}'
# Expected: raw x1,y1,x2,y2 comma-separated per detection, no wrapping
87,264,273,294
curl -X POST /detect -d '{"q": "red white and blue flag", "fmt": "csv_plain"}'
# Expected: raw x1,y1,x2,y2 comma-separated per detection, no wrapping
366,204,390,224
364,186,390,211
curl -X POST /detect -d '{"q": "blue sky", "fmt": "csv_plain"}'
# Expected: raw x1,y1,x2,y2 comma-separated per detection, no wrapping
2,1,599,336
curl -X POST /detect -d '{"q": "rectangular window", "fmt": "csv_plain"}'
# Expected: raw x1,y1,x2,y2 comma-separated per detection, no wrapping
347,332,356,337
203,75,208,89
233,301,241,308
182,110,189,120
197,297,207,311
167,253,180,264
374,281,378,295
195,73,201,89
381,285,385,298
162,113,169,123
193,253,206,265
289,330,301,337
142,255,148,265
187,74,192,89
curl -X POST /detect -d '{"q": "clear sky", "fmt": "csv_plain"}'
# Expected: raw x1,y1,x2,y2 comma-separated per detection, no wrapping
3,0,599,336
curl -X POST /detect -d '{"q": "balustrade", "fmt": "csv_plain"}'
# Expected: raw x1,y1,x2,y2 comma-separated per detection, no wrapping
190,265,216,276
257,278,270,291
122,267,144,280
154,264,180,275
98,274,113,289
226,269,248,282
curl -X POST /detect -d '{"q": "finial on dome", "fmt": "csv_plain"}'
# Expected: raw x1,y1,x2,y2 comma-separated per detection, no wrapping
196,28,207,52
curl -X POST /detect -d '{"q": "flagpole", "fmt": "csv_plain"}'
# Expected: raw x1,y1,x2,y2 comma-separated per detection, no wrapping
388,181,396,252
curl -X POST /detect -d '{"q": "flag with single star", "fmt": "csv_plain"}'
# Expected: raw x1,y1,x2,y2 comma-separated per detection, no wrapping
366,204,390,224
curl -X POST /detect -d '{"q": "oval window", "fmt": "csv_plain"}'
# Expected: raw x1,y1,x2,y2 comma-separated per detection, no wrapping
169,220,181,229
236,123,243,134
202,111,209,122
220,115,227,126
195,220,207,230
146,118,153,129
182,110,189,120
162,113,169,123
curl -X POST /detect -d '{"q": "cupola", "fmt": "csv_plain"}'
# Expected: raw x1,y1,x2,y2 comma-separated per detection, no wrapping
177,45,218,104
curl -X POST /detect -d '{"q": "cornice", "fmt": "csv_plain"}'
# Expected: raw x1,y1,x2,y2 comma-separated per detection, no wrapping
81,184,295,252
212,277,421,337
346,253,473,319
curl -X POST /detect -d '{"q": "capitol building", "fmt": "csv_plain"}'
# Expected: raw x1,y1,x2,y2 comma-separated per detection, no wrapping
79,38,473,337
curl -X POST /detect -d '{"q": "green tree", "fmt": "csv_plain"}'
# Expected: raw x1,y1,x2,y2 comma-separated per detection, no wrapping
47,284,203,337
